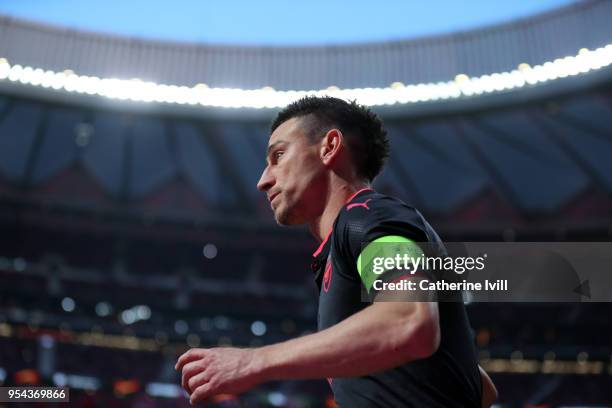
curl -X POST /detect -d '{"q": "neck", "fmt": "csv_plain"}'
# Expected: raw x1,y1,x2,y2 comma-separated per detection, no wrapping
309,181,370,242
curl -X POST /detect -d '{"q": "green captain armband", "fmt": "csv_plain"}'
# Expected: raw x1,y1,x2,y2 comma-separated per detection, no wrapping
357,235,425,293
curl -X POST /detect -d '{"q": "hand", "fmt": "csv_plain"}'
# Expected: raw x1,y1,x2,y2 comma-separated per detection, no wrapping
175,347,264,405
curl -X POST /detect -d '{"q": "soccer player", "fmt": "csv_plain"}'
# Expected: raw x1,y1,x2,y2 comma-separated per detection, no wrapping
176,96,497,407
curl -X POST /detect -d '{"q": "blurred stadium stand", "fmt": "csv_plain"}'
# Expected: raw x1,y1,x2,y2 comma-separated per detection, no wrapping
0,0,611,407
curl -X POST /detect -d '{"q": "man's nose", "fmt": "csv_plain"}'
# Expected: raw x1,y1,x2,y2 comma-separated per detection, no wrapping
257,167,274,192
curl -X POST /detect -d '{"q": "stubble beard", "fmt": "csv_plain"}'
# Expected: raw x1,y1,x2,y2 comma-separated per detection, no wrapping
273,199,308,226
274,205,297,226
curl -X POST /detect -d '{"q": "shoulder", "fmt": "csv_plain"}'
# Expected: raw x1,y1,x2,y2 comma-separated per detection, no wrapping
336,190,432,247
333,190,439,264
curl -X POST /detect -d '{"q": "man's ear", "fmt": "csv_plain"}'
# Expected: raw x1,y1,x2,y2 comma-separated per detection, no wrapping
320,128,344,166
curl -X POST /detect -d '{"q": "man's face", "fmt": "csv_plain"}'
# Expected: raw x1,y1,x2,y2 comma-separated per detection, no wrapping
257,117,327,225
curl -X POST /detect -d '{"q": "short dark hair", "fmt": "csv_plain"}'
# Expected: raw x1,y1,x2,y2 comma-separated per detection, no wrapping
270,96,389,182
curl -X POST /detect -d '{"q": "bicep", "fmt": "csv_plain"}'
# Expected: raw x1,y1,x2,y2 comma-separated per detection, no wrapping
367,301,440,358
368,301,439,323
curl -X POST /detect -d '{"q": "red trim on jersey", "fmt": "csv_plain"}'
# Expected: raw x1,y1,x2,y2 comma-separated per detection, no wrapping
312,228,333,258
311,188,373,257
347,198,372,211
345,187,373,203
323,261,333,292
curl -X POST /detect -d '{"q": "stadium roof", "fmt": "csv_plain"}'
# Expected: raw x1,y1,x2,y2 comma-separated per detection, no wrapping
0,0,610,233
0,0,610,91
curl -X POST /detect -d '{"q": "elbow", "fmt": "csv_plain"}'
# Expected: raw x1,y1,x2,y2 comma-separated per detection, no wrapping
480,366,498,408
414,318,440,359
398,306,440,360
482,381,498,408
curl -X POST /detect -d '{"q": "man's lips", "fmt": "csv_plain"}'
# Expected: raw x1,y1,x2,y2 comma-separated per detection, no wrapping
268,192,280,204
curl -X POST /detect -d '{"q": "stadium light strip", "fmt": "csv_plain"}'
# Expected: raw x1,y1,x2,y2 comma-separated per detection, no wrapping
0,45,611,109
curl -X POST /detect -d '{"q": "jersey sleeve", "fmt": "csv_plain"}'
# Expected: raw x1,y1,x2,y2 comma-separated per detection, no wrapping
340,196,435,295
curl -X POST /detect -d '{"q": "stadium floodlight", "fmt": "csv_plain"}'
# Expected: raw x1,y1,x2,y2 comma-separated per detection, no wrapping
120,309,137,325
61,297,75,312
174,319,188,334
134,305,151,320
146,382,183,398
95,302,112,317
250,320,267,336
53,373,101,390
0,44,611,108
0,58,9,79
268,392,288,406
203,243,218,259
8,64,23,82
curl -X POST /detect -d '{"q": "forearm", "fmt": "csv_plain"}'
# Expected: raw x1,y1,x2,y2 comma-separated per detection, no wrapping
257,302,439,380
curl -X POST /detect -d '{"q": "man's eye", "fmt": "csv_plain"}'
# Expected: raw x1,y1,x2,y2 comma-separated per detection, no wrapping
274,151,284,160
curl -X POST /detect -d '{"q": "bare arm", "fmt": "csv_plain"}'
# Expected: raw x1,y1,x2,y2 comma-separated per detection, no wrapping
260,301,440,379
176,300,440,403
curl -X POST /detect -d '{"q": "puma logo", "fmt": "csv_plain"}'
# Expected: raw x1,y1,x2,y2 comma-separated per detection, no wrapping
347,199,372,211
323,261,333,292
